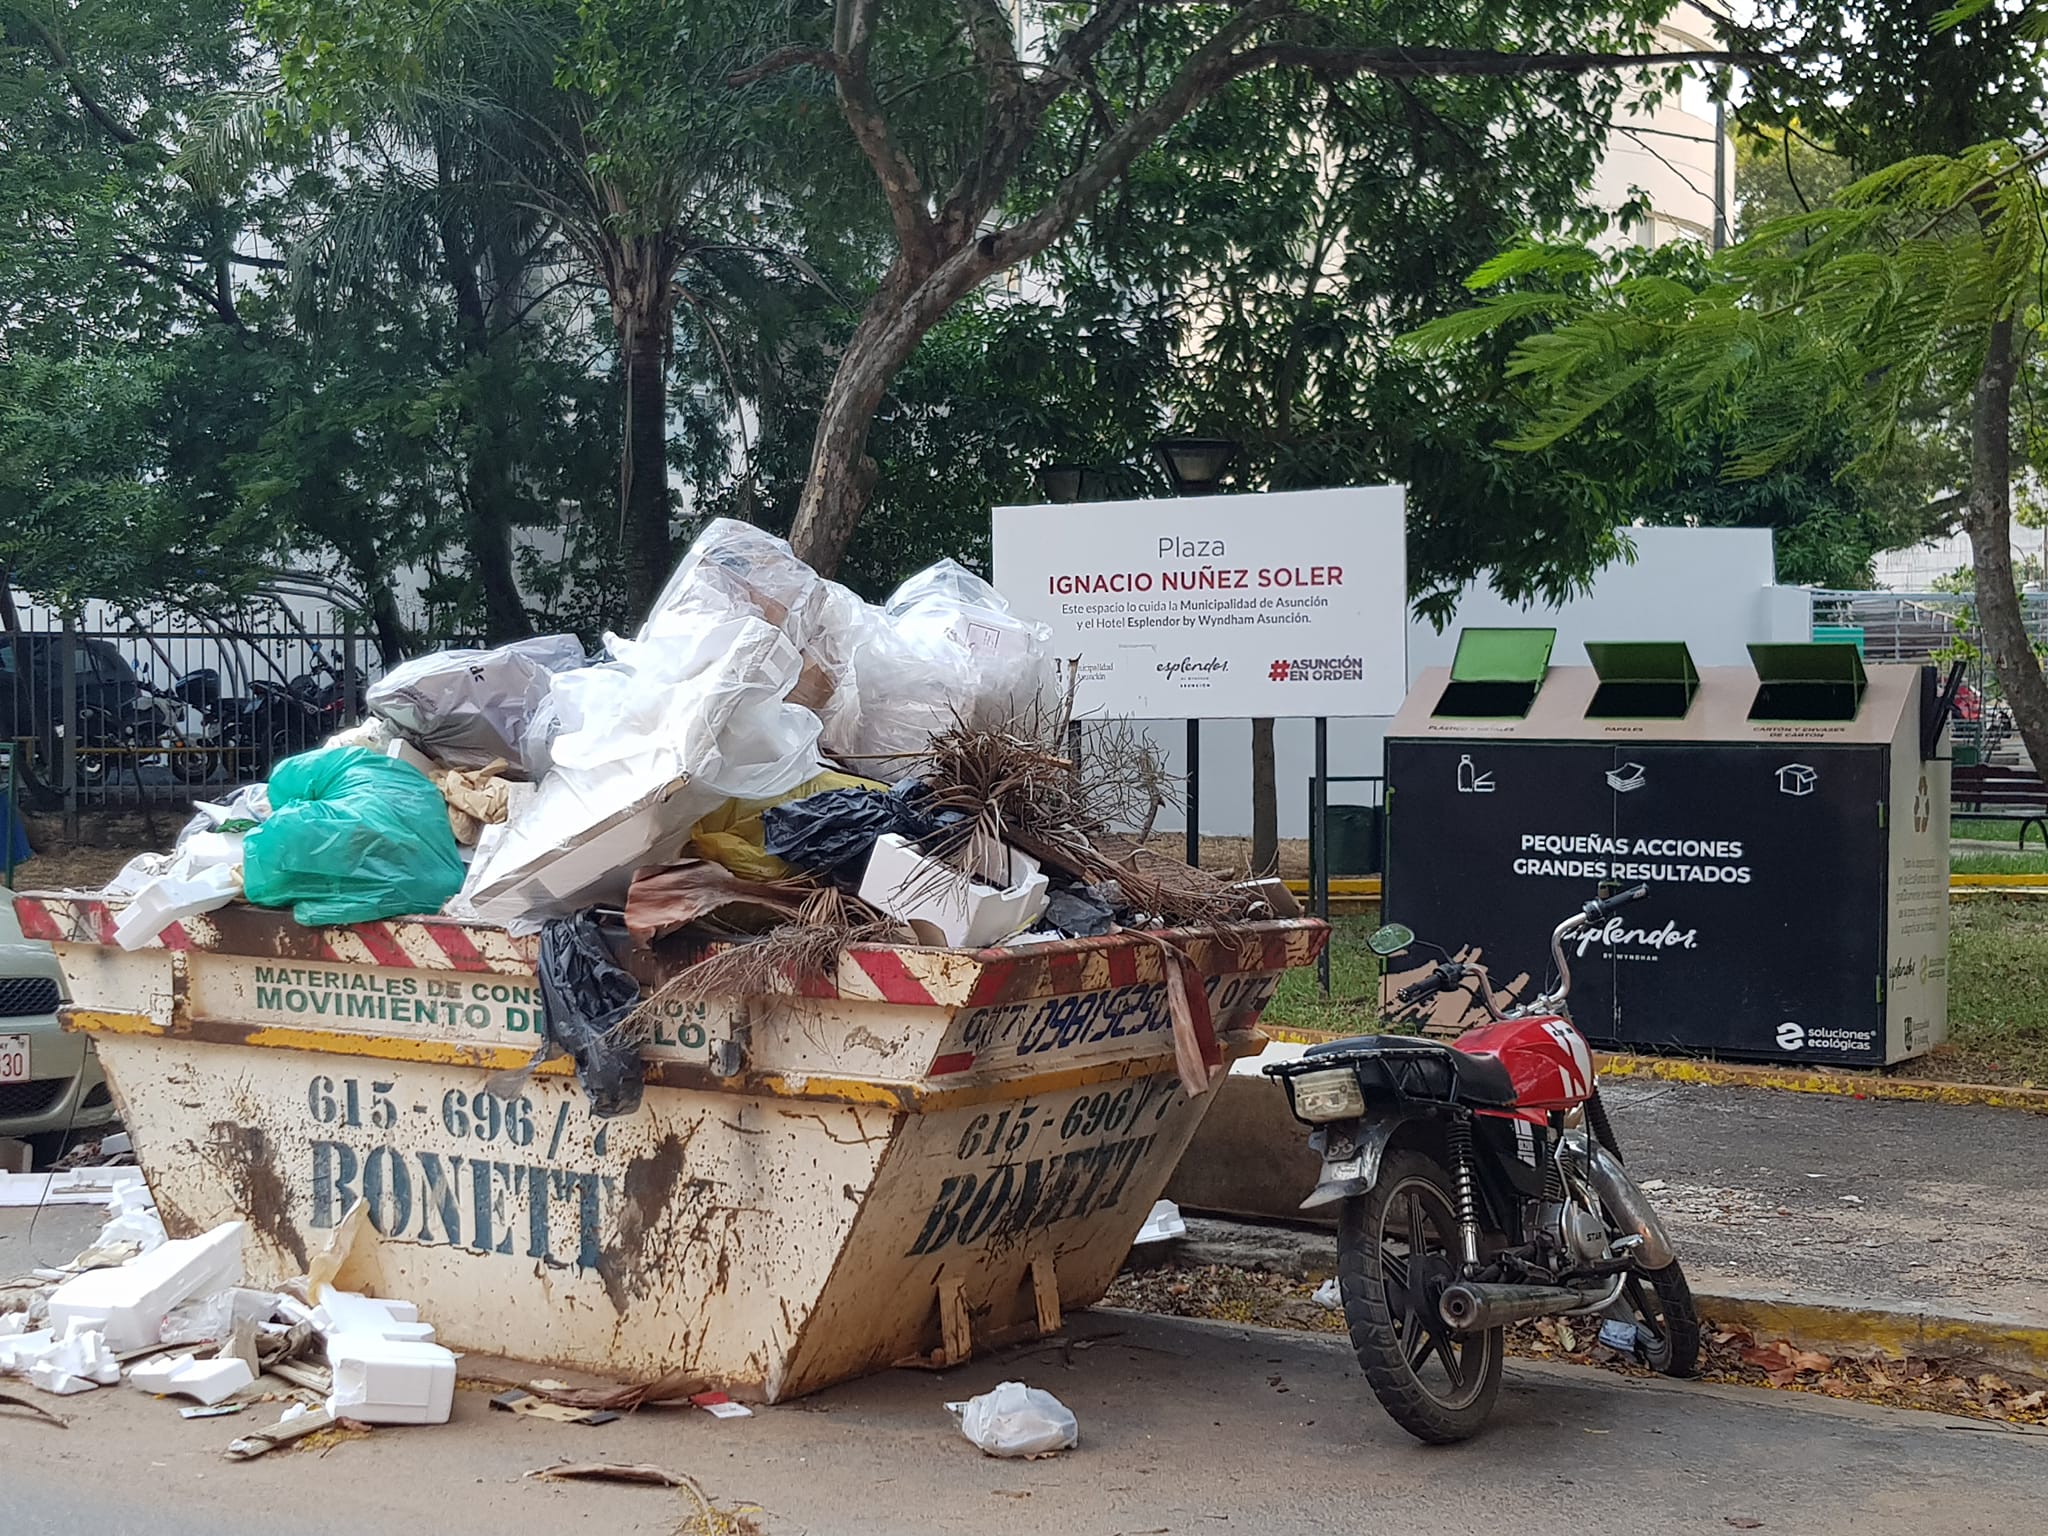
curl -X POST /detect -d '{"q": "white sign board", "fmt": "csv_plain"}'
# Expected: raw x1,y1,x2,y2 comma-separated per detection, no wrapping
992,485,1408,720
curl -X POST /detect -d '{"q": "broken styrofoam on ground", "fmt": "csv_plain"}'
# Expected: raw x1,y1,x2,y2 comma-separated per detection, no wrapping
4,1324,124,1394
311,1291,435,1343
128,1351,255,1406
46,1220,244,1352
1132,1199,1187,1246
326,1332,456,1424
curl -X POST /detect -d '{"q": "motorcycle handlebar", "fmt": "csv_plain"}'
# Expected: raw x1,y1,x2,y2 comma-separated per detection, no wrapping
1582,883,1649,922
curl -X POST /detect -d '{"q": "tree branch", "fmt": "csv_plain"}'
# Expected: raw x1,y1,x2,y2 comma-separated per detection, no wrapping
727,45,842,86
830,0,938,267
117,253,245,330
1236,44,1776,82
19,12,142,147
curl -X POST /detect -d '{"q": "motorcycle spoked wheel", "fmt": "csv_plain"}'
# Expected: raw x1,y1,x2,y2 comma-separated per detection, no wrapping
1335,1149,1504,1444
1614,1259,1701,1378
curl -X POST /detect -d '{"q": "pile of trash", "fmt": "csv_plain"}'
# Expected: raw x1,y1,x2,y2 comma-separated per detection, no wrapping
0,1181,459,1448
100,523,1300,1108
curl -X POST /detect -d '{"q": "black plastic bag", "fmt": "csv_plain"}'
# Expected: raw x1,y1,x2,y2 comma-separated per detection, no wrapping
761,781,949,888
1045,883,1120,938
537,915,646,1118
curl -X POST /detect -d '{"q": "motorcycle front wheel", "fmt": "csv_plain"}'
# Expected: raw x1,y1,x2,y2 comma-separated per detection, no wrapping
1335,1148,1503,1444
1617,1258,1701,1377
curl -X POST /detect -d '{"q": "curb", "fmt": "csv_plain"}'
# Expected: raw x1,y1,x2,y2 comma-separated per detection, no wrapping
1161,1218,2048,1383
1253,1025,2048,1116
1592,1053,2048,1116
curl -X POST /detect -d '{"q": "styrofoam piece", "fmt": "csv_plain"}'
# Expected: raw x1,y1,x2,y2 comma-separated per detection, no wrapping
114,860,242,950
1231,1039,1308,1076
313,1290,436,1343
129,1352,254,1406
325,1332,456,1425
0,1168,148,1208
0,1327,54,1372
857,834,1049,949
46,1220,245,1352
26,1328,121,1394
1132,1199,1186,1246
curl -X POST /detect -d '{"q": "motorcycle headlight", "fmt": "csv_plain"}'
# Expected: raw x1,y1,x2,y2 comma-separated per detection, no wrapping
1288,1067,1365,1123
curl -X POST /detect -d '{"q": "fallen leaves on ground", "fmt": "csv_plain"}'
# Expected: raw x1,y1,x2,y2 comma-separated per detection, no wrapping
1103,1263,2048,1426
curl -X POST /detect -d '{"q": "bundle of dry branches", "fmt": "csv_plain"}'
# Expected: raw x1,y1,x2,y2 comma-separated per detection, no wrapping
629,886,908,1018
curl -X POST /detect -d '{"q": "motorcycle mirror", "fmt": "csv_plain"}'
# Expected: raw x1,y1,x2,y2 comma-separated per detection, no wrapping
1365,923,1414,957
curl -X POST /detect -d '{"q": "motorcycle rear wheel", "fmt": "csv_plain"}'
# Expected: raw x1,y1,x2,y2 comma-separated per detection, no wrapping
1336,1149,1504,1444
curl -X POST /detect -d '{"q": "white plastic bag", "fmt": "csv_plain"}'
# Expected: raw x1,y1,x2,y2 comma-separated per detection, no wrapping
462,614,822,926
367,634,585,776
950,1381,1079,1458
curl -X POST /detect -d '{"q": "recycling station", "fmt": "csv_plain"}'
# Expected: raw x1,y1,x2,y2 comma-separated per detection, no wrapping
1383,630,1951,1066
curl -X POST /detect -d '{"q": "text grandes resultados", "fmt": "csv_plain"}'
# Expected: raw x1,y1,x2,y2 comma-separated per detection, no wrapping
1512,832,1752,883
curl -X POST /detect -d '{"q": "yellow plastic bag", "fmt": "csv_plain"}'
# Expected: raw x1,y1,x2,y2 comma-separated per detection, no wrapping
687,770,882,881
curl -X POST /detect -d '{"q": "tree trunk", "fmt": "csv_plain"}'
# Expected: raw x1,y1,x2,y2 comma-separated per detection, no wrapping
620,302,675,619
1963,319,2048,774
438,197,535,644
463,459,535,643
1250,717,1278,875
789,260,978,577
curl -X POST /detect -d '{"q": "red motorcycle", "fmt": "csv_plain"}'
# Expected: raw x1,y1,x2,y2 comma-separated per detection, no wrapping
1266,884,1698,1443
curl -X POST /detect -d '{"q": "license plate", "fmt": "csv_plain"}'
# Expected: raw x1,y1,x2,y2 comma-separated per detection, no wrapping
0,1033,27,1083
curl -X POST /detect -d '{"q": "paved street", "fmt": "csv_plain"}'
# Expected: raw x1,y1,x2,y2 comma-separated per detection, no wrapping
6,1299,2045,1536
1602,1078,2048,1323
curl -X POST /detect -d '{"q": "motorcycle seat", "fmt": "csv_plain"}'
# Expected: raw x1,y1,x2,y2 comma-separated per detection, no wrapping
1300,1035,1518,1108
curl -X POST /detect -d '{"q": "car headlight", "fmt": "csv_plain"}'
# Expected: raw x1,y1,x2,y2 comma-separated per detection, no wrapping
1289,1067,1365,1122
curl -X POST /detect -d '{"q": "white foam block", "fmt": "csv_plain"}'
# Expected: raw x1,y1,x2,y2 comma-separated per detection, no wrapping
326,1332,456,1425
313,1291,435,1343
129,1352,254,1406
46,1221,245,1352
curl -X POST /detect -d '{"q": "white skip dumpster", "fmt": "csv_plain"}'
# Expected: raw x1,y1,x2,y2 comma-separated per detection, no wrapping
19,895,1324,1401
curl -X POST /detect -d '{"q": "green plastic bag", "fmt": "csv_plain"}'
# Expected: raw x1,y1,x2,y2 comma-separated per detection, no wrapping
243,747,466,926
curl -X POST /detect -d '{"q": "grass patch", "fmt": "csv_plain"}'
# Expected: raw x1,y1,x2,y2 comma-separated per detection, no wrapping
1953,818,2047,847
1271,895,2048,1085
1266,911,1384,1034
1927,898,2048,1086
1952,848,2048,875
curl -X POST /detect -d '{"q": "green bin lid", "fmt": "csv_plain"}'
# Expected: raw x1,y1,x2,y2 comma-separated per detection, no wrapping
1584,640,1700,719
1747,641,1868,722
1434,627,1556,719
1450,627,1557,683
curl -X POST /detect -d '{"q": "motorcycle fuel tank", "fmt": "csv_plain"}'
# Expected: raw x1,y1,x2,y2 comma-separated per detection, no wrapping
1452,1016,1595,1113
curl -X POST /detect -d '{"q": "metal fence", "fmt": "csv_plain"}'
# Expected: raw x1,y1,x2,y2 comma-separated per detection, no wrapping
1809,589,2048,764
2,605,380,826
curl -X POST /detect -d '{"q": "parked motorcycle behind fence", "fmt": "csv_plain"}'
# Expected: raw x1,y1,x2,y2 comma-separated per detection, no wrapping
1266,884,1698,1443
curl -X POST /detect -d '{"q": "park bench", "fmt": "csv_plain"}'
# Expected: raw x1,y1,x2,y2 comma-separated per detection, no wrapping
1951,762,2048,848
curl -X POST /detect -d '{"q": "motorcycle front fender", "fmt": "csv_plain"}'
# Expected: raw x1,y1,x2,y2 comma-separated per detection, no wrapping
1299,1115,1416,1211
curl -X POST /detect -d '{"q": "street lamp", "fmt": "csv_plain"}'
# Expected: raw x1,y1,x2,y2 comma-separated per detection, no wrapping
1152,436,1238,496
1036,463,1088,504
1149,437,1240,869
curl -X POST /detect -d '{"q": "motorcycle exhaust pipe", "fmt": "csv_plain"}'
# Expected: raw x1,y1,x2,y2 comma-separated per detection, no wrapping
1438,1282,1586,1332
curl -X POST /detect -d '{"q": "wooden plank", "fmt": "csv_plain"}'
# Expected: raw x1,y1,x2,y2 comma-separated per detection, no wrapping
938,1277,972,1365
1031,1256,1061,1336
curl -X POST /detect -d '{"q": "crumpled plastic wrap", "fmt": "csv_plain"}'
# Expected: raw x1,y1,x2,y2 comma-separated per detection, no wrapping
949,1381,1078,1457
460,613,824,928
638,521,1057,780
367,634,585,776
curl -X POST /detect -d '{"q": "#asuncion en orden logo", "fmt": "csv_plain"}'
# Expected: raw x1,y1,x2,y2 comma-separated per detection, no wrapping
1268,657,1364,684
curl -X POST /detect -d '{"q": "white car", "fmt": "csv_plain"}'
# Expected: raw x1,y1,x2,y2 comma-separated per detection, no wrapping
0,895,118,1165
